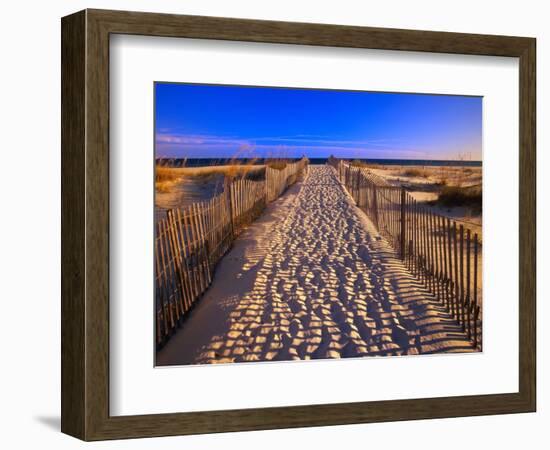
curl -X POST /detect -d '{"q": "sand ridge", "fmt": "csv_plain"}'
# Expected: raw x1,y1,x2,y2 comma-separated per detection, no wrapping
157,165,475,366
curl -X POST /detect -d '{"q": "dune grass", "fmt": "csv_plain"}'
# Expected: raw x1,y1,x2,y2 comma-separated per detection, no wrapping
156,166,184,192
437,185,482,213
400,167,429,178
154,155,306,194
155,163,265,193
184,165,263,179
266,160,289,170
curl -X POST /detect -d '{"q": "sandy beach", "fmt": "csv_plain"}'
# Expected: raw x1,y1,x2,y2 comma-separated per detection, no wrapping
157,165,475,366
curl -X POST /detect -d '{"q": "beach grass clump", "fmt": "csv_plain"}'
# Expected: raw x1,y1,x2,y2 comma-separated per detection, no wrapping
156,166,181,182
179,165,263,180
401,167,429,178
267,160,289,171
437,185,482,213
223,165,262,179
224,157,264,179
156,166,183,192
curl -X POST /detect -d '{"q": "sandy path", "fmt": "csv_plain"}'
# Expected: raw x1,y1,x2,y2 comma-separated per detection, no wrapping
157,165,475,366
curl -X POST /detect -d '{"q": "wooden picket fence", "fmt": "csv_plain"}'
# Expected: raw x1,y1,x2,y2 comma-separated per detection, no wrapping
329,158,482,350
155,158,308,347
266,160,307,202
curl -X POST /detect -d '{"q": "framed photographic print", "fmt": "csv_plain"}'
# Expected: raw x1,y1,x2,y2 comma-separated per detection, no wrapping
61,9,536,440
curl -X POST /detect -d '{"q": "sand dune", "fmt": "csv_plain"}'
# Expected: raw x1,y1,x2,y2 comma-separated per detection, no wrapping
368,164,483,236
157,165,476,366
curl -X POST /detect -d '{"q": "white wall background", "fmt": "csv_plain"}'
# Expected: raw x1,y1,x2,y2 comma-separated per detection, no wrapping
0,1,546,448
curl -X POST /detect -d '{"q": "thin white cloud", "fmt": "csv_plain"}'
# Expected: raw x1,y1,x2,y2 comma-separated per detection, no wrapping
155,130,481,160
156,131,411,151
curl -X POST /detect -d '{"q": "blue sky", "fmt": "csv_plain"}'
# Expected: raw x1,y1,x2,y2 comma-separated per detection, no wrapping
155,83,482,160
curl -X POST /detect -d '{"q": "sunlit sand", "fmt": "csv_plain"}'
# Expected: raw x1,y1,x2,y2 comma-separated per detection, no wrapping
157,166,476,366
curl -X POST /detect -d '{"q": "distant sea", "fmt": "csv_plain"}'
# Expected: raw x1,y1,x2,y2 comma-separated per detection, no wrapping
156,157,482,167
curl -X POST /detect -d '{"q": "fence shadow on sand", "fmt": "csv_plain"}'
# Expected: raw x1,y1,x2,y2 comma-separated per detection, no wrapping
157,166,476,366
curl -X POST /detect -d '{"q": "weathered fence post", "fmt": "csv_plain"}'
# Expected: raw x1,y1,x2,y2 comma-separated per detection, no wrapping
355,169,361,204
345,165,349,188
225,177,235,239
400,187,406,260
372,183,379,229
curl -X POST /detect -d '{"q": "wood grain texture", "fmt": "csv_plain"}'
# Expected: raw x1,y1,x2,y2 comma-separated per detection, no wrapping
61,10,86,439
518,39,536,410
60,8,537,441
89,8,531,56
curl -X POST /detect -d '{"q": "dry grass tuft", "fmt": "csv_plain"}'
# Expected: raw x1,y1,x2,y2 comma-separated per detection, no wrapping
156,166,184,192
266,160,289,171
437,185,482,213
194,164,263,180
156,166,181,182
155,162,265,193
401,167,429,178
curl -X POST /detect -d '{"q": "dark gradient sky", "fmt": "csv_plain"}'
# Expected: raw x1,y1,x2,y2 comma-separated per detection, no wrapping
155,83,482,160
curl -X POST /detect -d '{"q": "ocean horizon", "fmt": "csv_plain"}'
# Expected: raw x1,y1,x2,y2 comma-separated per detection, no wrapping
155,157,482,167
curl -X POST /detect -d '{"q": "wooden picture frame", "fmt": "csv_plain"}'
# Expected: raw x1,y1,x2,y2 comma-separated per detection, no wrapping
61,9,536,441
